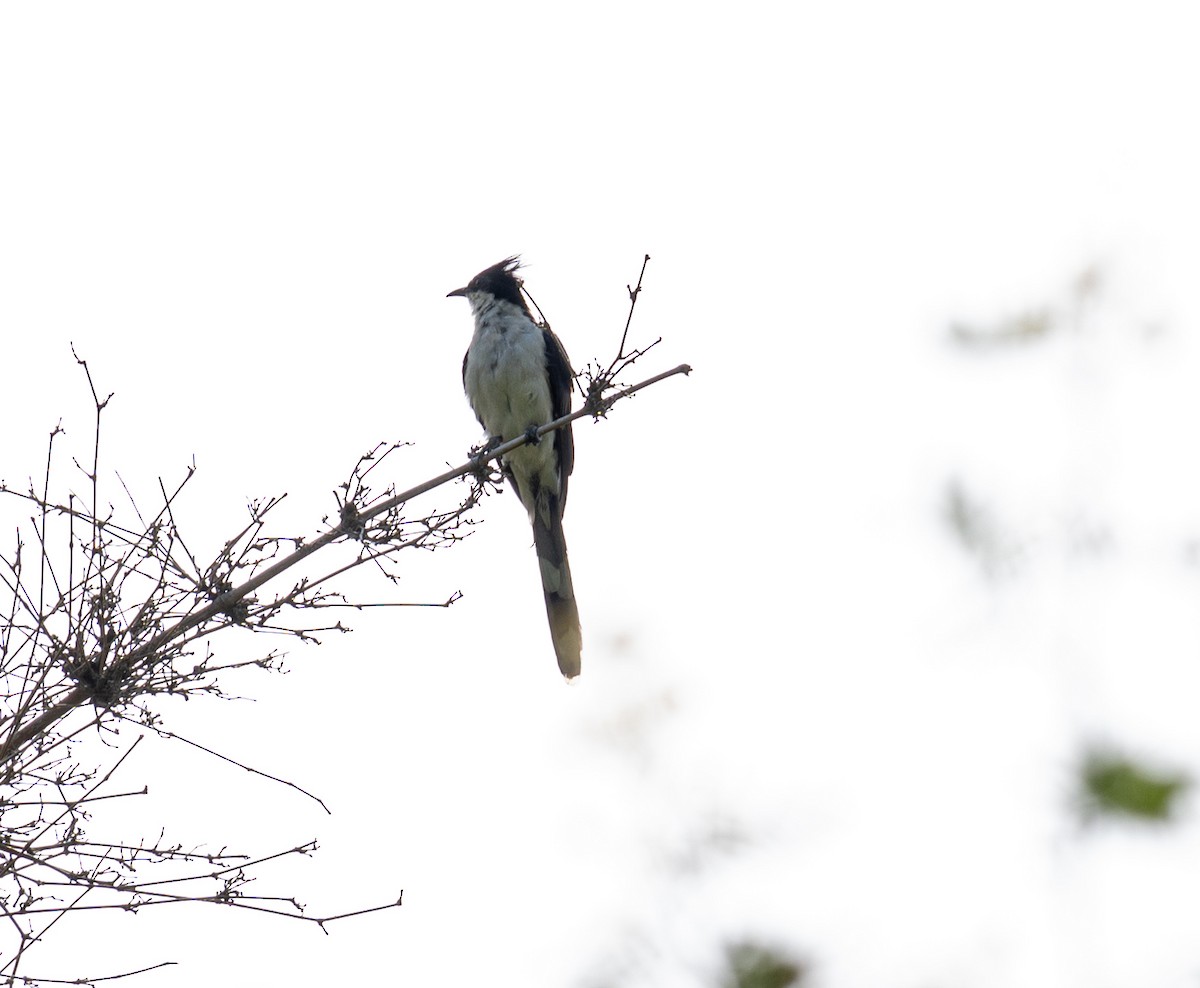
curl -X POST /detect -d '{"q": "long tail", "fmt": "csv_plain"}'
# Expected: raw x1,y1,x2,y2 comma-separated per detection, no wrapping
532,493,582,679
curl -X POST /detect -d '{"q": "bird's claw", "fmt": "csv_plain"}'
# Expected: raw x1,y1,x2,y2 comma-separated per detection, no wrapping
469,436,504,474
523,425,541,446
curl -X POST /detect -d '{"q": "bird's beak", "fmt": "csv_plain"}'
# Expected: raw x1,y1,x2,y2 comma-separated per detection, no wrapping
446,287,468,298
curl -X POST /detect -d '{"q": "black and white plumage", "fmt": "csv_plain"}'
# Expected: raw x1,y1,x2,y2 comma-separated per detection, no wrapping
448,257,582,679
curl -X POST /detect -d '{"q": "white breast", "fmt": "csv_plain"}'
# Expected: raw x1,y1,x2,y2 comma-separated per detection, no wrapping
464,301,554,441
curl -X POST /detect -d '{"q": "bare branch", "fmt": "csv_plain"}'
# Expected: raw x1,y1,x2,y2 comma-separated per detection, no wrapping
0,254,689,983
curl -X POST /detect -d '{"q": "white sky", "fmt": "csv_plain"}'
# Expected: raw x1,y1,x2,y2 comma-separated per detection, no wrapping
4,2,1200,986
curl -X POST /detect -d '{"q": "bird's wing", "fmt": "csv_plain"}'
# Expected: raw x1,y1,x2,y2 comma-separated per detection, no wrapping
543,327,575,505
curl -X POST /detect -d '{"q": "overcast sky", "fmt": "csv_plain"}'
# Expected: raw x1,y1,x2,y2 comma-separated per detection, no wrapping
4,3,1200,987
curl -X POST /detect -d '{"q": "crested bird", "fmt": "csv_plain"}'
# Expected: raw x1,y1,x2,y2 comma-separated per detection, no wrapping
448,257,583,679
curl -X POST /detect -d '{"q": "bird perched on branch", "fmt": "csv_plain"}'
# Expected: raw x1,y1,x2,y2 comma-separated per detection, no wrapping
448,257,582,679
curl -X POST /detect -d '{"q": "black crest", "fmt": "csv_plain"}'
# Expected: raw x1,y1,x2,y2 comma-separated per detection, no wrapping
466,256,527,309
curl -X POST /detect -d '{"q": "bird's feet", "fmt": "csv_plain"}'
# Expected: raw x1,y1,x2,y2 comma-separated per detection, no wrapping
469,435,504,474
523,424,541,446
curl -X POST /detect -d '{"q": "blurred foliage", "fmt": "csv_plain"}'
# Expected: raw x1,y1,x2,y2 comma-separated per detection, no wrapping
1078,748,1190,823
948,265,1104,349
942,479,1022,579
719,941,806,988
664,813,753,876
949,307,1055,348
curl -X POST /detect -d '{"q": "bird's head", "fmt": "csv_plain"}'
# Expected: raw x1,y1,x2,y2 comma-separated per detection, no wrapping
447,256,529,313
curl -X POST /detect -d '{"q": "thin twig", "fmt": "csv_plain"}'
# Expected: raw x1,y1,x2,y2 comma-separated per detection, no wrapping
118,720,331,815
19,960,179,984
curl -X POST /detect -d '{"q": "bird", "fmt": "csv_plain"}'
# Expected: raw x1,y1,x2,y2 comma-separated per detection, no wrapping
448,257,583,679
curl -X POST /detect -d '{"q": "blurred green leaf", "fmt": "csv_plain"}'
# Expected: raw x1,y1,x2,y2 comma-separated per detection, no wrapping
1079,749,1190,823
719,941,806,988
